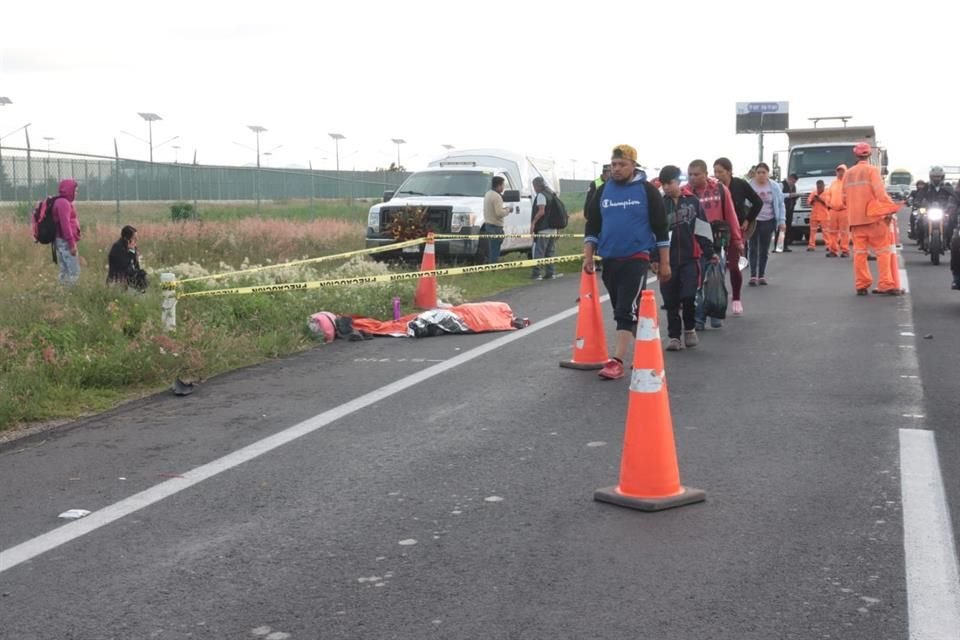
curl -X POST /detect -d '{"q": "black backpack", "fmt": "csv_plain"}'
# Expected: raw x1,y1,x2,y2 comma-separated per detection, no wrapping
32,196,62,244
545,192,569,230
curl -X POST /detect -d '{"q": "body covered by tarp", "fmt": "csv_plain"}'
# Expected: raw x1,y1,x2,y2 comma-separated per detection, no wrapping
351,302,518,338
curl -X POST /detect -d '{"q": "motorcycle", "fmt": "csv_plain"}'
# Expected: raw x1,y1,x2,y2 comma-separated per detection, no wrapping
925,206,947,265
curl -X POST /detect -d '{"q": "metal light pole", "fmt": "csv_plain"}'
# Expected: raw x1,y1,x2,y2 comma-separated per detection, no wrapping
570,158,577,180
592,161,599,177
328,133,345,172
138,112,162,162
391,138,406,170
248,125,267,211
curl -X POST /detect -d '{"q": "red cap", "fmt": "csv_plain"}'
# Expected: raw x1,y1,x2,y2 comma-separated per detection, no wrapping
853,142,872,158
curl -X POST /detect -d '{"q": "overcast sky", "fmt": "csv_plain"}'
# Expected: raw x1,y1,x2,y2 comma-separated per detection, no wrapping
1,0,954,179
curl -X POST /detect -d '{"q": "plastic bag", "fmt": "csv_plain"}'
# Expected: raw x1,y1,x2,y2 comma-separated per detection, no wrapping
701,262,728,320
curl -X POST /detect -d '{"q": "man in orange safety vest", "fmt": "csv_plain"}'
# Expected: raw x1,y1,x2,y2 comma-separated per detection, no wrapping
842,143,900,296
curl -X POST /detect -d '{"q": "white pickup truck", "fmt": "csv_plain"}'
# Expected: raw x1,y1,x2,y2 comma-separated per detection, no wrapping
365,149,557,260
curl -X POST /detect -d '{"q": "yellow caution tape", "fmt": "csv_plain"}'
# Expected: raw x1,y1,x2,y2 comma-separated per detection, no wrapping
175,254,588,299
432,233,584,240
174,237,427,285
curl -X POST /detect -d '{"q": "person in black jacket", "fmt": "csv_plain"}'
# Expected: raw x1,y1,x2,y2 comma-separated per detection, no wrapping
713,157,761,314
107,225,147,291
659,165,716,352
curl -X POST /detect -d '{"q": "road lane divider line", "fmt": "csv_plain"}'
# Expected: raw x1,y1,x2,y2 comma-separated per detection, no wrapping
0,289,615,575
899,428,960,638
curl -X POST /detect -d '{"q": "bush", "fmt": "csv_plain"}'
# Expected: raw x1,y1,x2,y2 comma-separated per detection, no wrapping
170,202,196,221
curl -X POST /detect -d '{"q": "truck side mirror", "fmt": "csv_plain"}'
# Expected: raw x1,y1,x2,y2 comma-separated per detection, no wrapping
382,190,394,202
502,189,520,203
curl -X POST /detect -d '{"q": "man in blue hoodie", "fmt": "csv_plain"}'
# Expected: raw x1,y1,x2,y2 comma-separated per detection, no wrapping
584,144,670,380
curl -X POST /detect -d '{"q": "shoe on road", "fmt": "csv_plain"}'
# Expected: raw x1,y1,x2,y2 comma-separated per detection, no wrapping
710,318,723,329
694,322,706,332
544,273,564,280
598,359,624,380
732,300,744,316
758,277,768,286
807,247,816,252
841,252,850,258
666,338,683,352
856,288,869,296
748,277,759,286
826,252,838,258
683,330,699,348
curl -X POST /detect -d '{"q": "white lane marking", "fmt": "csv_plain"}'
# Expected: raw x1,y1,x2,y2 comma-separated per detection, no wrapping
900,269,910,293
899,428,960,638
0,294,607,575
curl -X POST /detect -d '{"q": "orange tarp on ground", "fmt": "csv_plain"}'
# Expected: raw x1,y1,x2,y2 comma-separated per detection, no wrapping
350,302,517,337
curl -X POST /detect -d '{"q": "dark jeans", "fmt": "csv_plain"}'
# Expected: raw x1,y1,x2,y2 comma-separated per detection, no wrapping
480,223,504,264
749,219,776,277
667,298,696,339
531,230,558,278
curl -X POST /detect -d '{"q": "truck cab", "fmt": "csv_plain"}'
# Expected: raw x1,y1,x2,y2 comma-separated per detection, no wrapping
774,126,887,244
365,149,554,260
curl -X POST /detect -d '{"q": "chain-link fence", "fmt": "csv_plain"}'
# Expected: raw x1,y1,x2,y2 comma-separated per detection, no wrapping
0,147,410,204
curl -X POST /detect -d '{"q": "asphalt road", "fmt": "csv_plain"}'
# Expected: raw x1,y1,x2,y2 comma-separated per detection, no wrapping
1,223,957,639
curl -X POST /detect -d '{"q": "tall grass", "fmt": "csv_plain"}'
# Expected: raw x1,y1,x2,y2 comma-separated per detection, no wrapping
0,195,587,431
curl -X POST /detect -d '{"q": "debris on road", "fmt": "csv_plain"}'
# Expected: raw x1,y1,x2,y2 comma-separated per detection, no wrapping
57,509,91,520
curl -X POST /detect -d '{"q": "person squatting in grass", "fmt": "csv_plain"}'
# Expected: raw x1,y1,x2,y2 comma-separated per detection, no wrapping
658,165,717,352
584,144,670,380
107,225,148,291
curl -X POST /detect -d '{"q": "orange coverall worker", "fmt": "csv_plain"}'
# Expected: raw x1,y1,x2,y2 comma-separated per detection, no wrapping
807,189,830,250
826,166,849,256
843,159,897,293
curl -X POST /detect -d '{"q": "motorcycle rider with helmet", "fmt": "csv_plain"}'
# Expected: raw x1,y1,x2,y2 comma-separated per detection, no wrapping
914,167,954,252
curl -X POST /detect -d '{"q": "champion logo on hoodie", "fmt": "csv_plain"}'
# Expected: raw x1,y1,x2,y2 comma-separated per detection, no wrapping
600,197,644,210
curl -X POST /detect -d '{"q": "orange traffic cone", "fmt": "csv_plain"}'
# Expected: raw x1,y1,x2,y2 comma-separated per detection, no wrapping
559,269,609,370
594,289,706,511
414,233,438,309
888,216,903,293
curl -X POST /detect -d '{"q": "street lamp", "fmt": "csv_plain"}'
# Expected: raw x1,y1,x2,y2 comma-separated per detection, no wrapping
328,133,345,172
137,112,162,162
569,158,577,180
391,138,406,169
172,145,181,164
248,125,267,211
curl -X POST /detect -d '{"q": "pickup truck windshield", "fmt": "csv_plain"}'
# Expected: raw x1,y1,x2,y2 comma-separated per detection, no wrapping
788,146,859,178
395,171,490,198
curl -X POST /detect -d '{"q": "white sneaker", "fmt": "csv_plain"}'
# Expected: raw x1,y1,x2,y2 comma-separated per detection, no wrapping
732,300,744,316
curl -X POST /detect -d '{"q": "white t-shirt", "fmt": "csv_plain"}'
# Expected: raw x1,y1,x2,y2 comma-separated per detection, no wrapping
535,193,547,209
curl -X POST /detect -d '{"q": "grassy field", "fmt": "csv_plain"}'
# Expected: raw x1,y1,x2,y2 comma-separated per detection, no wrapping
0,194,586,431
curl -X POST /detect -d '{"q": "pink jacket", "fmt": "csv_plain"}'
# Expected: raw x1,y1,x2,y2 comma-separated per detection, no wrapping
53,179,80,249
690,177,743,247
